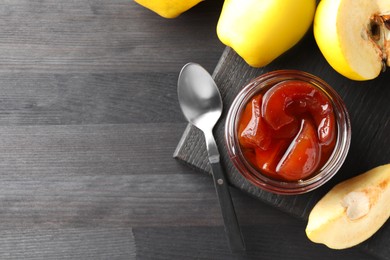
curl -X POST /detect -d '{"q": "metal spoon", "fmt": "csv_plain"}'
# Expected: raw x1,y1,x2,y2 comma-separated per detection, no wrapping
177,62,245,252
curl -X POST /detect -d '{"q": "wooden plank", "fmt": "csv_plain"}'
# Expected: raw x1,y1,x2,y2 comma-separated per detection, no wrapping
0,73,193,125
174,40,390,258
133,225,374,260
0,0,223,74
0,227,136,259
0,123,207,228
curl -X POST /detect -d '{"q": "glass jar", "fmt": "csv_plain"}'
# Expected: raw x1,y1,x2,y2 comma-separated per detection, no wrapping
225,70,351,195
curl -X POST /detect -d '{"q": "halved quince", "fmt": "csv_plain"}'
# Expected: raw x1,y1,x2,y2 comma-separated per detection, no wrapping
314,0,390,80
306,164,390,249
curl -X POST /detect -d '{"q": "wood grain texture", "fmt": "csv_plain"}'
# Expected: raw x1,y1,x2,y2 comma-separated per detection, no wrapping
174,39,390,258
133,225,373,260
0,227,136,259
0,0,384,259
0,0,223,74
0,73,189,124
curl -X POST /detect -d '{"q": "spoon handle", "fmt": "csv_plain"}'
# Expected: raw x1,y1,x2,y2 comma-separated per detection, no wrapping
204,131,245,252
210,160,246,252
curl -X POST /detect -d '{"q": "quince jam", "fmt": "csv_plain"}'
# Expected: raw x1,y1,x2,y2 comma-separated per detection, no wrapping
238,80,337,181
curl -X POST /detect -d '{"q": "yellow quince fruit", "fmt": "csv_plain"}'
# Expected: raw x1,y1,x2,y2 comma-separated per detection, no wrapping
314,0,390,80
306,164,390,249
134,0,203,19
216,0,316,67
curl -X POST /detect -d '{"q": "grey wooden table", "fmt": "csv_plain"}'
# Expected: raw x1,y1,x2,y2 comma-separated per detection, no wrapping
0,1,383,259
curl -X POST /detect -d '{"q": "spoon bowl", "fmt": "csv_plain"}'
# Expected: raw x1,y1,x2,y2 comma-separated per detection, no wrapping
178,63,222,131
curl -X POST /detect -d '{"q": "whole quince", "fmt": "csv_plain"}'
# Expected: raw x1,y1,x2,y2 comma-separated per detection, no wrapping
216,0,316,67
134,0,203,18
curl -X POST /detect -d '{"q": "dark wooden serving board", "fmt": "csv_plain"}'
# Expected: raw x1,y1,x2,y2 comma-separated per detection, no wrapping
174,31,390,259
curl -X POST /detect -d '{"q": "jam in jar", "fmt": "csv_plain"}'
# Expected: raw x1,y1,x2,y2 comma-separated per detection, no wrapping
225,70,351,194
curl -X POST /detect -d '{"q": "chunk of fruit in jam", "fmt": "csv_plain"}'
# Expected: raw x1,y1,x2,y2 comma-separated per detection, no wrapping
255,139,290,178
277,119,321,181
238,94,271,150
262,80,335,145
238,80,336,181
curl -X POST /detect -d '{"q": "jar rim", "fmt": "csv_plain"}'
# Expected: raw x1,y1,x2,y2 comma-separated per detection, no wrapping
224,70,351,195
